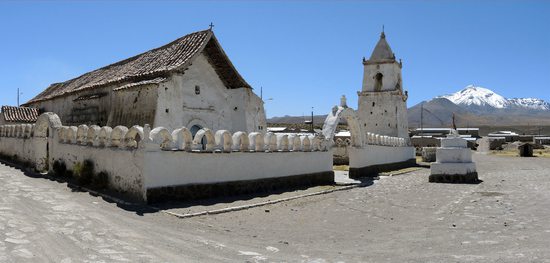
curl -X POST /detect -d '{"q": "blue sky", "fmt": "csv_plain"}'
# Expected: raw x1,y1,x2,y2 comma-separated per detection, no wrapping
0,1,548,118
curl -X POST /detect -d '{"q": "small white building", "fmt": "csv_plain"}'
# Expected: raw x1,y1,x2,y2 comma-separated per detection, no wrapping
488,131,519,142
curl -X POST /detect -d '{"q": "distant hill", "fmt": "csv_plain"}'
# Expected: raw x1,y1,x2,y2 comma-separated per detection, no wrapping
408,97,467,128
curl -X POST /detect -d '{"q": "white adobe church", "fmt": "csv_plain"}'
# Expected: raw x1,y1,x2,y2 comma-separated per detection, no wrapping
23,29,266,135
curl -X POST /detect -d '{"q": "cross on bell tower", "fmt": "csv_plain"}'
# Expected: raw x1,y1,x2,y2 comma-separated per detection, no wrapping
209,22,215,30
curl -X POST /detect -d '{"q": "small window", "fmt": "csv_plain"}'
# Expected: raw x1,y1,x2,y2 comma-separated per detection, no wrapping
374,73,383,91
372,102,375,107
195,85,200,95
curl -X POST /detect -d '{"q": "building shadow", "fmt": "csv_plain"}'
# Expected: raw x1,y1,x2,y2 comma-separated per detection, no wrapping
149,178,375,214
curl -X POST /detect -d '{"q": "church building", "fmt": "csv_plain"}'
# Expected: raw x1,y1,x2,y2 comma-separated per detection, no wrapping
357,31,409,138
23,29,266,134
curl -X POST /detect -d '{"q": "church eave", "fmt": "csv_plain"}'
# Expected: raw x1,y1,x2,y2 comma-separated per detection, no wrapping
202,35,252,89
363,59,398,65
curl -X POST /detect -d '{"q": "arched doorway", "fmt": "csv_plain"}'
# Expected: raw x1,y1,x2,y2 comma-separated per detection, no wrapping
340,109,363,147
321,107,363,148
190,125,202,137
190,125,207,150
34,112,62,171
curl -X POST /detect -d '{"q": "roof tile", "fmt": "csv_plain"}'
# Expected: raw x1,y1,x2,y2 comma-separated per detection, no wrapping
1,106,39,123
26,30,223,104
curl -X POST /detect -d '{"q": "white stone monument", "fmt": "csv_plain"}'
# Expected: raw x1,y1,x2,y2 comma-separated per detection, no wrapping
429,131,479,183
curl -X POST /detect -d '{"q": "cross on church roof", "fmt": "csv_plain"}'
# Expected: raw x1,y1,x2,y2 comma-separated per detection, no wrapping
209,22,215,30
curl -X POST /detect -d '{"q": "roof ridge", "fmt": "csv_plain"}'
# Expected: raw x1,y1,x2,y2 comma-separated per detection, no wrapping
25,29,215,104
50,29,212,87
96,29,212,71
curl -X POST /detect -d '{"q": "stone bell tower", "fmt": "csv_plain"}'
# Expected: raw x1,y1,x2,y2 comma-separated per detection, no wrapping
357,31,409,138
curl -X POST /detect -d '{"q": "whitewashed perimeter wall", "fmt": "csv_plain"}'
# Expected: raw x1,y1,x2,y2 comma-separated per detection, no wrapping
348,145,415,169
0,134,47,168
324,106,415,170
0,113,331,202
0,120,52,170
144,151,332,189
52,143,144,199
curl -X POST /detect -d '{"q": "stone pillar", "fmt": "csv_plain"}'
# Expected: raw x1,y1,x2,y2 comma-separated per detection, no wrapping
429,136,479,183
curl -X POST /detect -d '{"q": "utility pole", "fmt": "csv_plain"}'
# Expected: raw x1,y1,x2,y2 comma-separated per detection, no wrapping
420,102,424,139
311,107,314,133
304,107,314,133
17,88,21,107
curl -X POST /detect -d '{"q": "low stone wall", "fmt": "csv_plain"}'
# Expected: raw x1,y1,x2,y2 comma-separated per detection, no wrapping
411,137,441,148
348,145,416,178
0,122,49,170
489,137,506,150
143,150,332,189
51,143,144,200
422,147,437,162
0,137,44,167
0,113,333,203
333,138,350,165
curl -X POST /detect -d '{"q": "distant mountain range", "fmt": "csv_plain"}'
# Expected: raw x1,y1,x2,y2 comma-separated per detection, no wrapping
439,85,550,111
409,85,550,127
268,85,550,128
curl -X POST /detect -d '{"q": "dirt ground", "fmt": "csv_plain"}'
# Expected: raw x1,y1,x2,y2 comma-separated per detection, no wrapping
1,152,550,262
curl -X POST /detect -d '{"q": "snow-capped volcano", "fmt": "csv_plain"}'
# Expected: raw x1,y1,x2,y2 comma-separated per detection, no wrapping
439,85,550,111
440,85,509,108
409,85,550,127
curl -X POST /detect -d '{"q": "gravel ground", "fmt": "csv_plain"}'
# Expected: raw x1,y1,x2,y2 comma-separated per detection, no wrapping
1,152,549,262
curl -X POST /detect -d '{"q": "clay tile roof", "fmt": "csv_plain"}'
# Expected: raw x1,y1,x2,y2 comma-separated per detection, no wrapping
1,106,39,123
369,32,395,61
25,29,251,105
